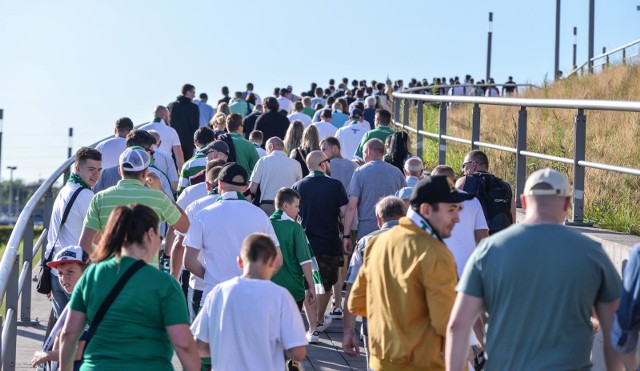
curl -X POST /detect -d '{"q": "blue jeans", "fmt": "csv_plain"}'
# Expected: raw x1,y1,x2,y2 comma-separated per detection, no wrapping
51,274,69,319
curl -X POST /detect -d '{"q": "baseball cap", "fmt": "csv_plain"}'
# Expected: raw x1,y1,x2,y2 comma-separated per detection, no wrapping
409,176,474,206
47,246,90,269
119,146,150,172
202,140,229,155
218,162,248,186
523,168,571,197
350,108,363,119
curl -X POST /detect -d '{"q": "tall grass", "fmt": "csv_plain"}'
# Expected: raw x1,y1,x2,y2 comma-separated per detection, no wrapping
399,64,640,235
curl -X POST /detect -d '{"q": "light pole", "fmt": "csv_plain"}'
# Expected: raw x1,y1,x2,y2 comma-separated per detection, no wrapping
588,0,595,72
573,27,578,68
554,0,561,80
486,12,493,82
7,166,16,217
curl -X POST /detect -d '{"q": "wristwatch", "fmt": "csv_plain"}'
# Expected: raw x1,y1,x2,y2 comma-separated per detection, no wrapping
343,236,350,239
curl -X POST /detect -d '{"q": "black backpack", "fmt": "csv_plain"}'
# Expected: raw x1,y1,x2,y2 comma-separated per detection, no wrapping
463,172,513,234
217,134,237,163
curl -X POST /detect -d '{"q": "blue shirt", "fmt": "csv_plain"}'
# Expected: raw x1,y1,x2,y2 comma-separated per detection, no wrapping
195,100,215,127
331,110,349,129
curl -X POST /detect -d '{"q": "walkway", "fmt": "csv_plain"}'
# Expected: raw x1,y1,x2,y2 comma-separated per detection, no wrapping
15,281,367,370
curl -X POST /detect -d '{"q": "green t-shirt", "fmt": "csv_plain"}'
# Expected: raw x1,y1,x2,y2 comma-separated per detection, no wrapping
458,223,621,370
354,125,395,159
229,133,259,175
70,256,189,370
303,107,315,118
270,210,312,301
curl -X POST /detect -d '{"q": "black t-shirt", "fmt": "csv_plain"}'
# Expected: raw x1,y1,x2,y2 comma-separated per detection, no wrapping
254,111,290,148
293,175,349,256
243,111,262,139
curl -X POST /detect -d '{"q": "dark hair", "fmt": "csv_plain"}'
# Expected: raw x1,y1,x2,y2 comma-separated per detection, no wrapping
125,129,155,148
375,196,407,221
264,97,280,112
467,150,489,167
273,87,280,96
246,93,256,106
329,78,335,85
241,233,277,264
181,84,195,96
92,204,159,263
275,187,300,209
326,96,336,106
115,117,134,131
321,109,332,119
321,136,341,150
226,113,243,132
206,163,224,183
384,131,410,171
221,86,229,95
247,82,254,90
377,110,392,125
76,147,102,163
294,101,304,111
199,93,208,100
194,126,215,146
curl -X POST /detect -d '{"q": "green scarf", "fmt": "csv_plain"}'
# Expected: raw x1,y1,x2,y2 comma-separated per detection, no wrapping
152,117,162,123
310,171,326,177
270,209,284,221
208,186,219,196
215,191,247,202
407,208,441,241
68,173,91,189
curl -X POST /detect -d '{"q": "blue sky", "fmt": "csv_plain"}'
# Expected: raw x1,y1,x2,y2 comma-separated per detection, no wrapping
0,0,638,182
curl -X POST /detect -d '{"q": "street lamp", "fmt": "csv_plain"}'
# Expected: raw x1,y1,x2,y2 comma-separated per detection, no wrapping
554,0,561,80
7,166,16,217
573,27,578,68
486,12,493,82
588,0,595,72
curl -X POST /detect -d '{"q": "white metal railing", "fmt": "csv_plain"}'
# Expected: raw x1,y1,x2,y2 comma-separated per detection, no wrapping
391,93,640,226
567,38,640,77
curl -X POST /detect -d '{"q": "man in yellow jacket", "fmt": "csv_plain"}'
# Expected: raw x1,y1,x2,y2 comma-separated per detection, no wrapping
349,175,472,371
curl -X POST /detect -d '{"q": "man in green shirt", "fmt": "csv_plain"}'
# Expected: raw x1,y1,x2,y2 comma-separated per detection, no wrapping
354,109,394,161
79,147,190,252
223,113,259,175
177,126,216,194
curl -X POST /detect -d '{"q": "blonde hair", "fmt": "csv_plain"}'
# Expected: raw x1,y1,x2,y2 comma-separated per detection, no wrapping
301,125,321,152
216,102,231,117
284,121,304,153
209,112,227,131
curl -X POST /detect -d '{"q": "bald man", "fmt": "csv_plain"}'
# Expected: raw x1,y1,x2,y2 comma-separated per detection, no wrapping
249,137,303,215
140,105,185,171
292,150,349,334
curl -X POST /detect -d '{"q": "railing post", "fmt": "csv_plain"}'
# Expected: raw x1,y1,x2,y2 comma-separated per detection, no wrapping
416,101,424,159
622,48,627,64
3,256,19,371
393,98,400,123
471,104,481,150
438,102,447,165
515,107,528,208
0,315,3,367
20,217,35,323
568,109,591,226
402,99,410,128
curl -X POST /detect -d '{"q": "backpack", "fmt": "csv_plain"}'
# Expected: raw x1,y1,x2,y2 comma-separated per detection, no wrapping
217,133,237,163
463,172,513,234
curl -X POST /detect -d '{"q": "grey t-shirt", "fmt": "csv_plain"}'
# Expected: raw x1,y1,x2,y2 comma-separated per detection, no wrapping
348,160,406,239
330,158,358,192
458,223,621,370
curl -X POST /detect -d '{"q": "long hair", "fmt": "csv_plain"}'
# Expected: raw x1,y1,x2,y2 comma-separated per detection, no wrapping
216,102,231,117
384,131,410,172
92,204,160,263
301,125,321,153
284,121,304,153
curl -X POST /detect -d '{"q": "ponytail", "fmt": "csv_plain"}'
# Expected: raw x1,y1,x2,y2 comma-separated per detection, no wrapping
92,204,159,263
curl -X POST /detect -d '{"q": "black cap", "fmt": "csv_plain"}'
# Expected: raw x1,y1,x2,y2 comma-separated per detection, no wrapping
218,163,248,186
409,176,474,206
202,140,230,155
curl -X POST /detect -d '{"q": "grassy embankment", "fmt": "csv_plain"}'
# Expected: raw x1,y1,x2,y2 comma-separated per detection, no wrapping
400,64,640,235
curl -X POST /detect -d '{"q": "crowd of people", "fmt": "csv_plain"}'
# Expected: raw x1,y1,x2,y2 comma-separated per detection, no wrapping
31,78,640,371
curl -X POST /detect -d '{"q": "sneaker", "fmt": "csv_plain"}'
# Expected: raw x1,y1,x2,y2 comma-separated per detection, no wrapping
287,359,303,371
330,307,343,319
306,330,319,343
316,315,333,332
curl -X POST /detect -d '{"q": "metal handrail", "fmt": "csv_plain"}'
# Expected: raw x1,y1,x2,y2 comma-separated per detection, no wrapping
568,38,640,77
401,83,538,94
391,91,640,226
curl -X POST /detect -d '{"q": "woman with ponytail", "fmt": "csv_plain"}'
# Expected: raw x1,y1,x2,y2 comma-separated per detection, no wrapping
59,204,200,371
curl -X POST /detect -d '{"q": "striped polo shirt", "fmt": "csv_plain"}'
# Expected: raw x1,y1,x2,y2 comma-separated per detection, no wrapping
177,152,207,193
84,179,182,232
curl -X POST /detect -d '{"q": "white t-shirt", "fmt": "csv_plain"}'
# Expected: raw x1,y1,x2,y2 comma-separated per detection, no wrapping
444,197,488,276
45,182,94,276
250,151,302,201
288,112,312,127
183,192,280,299
276,97,294,114
176,182,208,210
335,122,368,160
183,194,218,291
139,120,182,155
95,136,126,169
311,121,338,141
191,277,307,371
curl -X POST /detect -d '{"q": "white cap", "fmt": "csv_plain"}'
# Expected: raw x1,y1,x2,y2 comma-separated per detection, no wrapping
523,168,571,197
119,146,150,172
47,245,90,269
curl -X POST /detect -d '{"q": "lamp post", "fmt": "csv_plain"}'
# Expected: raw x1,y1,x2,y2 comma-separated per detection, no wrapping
7,166,16,217
554,0,561,80
588,0,595,72
486,12,493,82
573,27,578,68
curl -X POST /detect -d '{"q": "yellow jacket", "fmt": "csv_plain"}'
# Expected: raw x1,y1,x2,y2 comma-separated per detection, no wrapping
348,217,458,371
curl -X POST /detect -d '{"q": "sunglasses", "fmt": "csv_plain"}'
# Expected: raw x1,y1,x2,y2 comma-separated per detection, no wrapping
320,158,331,166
